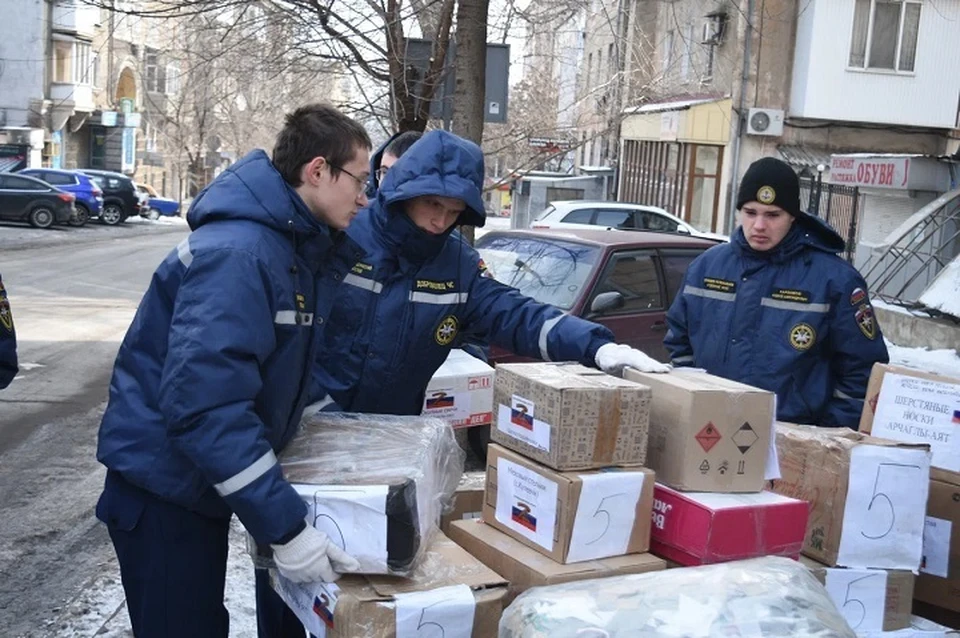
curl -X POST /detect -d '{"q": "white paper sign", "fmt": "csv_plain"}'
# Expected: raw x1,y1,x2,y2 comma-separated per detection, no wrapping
765,395,781,481
836,445,931,571
495,457,558,550
872,373,960,472
422,388,470,422
294,484,389,573
922,516,952,578
566,471,646,562
497,394,551,451
271,575,340,638
824,568,887,632
395,583,476,638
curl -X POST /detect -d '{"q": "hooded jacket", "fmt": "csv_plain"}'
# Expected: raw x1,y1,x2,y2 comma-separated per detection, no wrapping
664,214,889,428
96,150,361,544
312,130,614,414
0,273,16,389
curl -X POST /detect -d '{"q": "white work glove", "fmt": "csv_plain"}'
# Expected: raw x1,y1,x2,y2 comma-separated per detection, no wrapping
595,343,671,375
271,524,360,583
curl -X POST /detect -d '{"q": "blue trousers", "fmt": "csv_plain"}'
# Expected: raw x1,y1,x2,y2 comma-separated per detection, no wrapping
97,471,231,638
255,569,312,637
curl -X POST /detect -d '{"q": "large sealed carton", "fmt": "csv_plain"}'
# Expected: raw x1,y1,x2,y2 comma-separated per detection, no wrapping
448,519,666,605
801,555,914,632
271,532,507,638
482,444,655,564
624,368,774,492
772,422,931,570
914,471,960,613
440,471,485,533
422,349,495,428
860,363,960,479
491,363,651,471
650,483,808,566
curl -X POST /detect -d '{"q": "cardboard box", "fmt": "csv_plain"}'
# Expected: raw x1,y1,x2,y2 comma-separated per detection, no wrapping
482,444,655,564
448,519,666,604
490,363,651,471
422,349,495,428
915,472,960,613
650,483,808,566
860,363,960,480
272,531,507,638
801,555,915,632
911,604,960,633
440,471,486,533
772,422,931,570
624,368,774,492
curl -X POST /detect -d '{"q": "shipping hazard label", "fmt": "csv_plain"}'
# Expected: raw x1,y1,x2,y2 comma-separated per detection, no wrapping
695,422,722,453
732,422,760,454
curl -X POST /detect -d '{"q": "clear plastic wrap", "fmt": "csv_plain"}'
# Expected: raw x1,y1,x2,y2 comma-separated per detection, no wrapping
249,412,465,576
499,556,858,638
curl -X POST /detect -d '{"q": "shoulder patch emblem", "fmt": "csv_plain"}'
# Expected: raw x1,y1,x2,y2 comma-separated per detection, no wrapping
855,303,877,340
435,315,459,346
789,322,816,351
478,258,495,279
850,287,867,306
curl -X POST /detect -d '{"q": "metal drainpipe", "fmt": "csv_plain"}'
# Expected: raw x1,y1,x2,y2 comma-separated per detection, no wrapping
727,0,755,235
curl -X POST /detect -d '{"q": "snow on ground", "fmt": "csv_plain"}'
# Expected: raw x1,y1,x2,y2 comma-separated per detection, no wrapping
886,339,960,378
919,257,960,319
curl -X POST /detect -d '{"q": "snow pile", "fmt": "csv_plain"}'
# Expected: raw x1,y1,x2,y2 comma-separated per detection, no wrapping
918,257,960,320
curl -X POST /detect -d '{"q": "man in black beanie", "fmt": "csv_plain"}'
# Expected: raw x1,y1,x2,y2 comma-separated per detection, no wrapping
664,156,889,428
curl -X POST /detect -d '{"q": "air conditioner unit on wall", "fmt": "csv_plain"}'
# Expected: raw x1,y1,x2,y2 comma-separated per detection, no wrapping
746,108,785,136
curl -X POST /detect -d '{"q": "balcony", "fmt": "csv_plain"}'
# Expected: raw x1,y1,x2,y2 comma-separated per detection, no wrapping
52,1,100,38
50,82,95,113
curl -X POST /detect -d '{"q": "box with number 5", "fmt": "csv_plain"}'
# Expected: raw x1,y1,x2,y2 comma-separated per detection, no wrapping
772,422,932,571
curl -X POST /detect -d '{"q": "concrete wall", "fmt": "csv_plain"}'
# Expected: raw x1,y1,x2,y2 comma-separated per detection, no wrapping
876,306,960,351
0,0,46,127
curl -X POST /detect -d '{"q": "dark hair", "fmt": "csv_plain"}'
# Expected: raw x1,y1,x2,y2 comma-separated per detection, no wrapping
384,131,423,159
272,103,372,186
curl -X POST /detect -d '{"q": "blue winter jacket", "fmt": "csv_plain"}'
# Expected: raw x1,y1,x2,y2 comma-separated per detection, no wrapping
97,150,361,544
312,130,614,414
664,215,889,428
0,273,17,389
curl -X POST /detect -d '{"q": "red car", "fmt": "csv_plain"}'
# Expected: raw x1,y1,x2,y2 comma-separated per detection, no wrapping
475,227,720,363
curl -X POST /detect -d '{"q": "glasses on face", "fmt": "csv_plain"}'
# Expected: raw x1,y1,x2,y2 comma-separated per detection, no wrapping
329,164,368,195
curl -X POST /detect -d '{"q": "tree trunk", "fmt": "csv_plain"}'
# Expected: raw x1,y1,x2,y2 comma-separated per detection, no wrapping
450,0,490,244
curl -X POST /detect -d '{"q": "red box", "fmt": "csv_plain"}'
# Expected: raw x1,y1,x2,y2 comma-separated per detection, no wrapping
651,483,809,566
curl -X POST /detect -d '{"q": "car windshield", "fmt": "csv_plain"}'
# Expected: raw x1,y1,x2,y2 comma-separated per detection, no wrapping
477,235,601,310
532,205,556,222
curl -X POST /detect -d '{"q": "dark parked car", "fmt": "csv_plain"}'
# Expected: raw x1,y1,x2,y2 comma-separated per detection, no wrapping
18,168,103,226
476,228,719,363
76,169,142,225
0,173,76,228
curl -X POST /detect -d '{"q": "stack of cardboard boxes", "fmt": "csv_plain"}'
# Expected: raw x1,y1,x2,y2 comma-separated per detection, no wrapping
859,363,960,627
623,368,810,567
772,417,932,633
447,362,667,604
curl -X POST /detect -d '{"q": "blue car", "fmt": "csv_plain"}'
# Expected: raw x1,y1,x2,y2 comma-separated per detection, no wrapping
136,183,180,219
18,168,102,226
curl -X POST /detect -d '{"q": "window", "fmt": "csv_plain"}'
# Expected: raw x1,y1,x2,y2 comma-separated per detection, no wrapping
663,30,674,72
2,176,47,190
73,41,91,84
659,249,706,303
640,212,680,232
596,48,602,87
91,52,101,88
53,39,72,83
849,0,922,72
476,236,601,310
595,209,632,228
165,64,181,94
145,121,157,152
40,172,76,186
145,49,166,93
591,251,662,314
608,42,614,79
561,209,595,224
586,53,593,91
681,25,694,81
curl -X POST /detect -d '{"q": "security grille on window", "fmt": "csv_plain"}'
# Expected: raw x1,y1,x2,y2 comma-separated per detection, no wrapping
849,0,922,72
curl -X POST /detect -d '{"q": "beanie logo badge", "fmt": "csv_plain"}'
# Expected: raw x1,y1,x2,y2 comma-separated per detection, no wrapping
757,186,777,205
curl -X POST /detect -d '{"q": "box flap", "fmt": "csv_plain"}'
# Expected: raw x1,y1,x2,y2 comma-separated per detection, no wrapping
627,368,770,394
366,531,507,598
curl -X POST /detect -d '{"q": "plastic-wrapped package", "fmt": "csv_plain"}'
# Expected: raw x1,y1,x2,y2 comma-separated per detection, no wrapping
499,556,857,638
249,412,465,576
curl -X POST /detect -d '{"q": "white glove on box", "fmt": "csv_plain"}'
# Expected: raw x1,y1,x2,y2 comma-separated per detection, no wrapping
595,343,671,375
271,524,360,583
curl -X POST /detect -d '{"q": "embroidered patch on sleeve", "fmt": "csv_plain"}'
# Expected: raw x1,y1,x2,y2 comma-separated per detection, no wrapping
855,303,877,339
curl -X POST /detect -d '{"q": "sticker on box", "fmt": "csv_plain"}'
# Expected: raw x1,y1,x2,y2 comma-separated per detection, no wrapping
921,516,952,578
497,395,551,451
495,457,558,551
272,575,340,638
395,584,476,638
423,388,470,422
566,471,646,562
824,568,887,633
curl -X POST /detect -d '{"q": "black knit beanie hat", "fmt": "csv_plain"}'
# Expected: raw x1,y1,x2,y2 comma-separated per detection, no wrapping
736,157,801,217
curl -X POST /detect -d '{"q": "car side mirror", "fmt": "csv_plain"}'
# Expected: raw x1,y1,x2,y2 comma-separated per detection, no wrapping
588,291,624,318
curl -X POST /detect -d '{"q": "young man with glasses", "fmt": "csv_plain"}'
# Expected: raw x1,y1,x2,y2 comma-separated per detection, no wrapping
95,103,372,638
